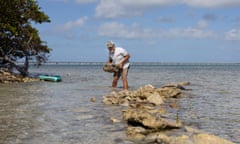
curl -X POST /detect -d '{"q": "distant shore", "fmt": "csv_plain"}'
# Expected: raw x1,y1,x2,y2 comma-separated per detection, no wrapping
26,61,240,66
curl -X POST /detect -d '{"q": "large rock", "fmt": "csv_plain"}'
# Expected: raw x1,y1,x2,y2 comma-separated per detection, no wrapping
123,109,182,130
102,63,119,73
153,133,235,144
156,87,182,98
127,131,235,144
102,84,180,106
191,133,235,144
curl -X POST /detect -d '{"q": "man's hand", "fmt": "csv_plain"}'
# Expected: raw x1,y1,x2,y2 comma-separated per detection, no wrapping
118,63,123,68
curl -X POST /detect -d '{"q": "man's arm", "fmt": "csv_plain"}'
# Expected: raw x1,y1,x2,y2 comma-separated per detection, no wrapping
106,57,112,64
118,54,130,68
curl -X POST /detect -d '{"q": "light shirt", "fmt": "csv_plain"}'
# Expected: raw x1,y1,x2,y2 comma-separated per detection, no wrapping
109,47,130,69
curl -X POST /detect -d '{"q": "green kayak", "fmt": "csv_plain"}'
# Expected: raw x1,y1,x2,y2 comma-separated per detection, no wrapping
38,75,62,82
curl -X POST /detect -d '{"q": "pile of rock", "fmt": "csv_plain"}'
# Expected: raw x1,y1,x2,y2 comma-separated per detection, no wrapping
102,83,184,106
102,82,235,144
0,69,39,83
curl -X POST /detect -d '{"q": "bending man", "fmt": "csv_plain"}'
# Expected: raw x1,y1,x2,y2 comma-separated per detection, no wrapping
106,41,130,90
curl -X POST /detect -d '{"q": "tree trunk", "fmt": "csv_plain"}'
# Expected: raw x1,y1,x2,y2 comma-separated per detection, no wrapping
1,55,29,76
24,56,29,73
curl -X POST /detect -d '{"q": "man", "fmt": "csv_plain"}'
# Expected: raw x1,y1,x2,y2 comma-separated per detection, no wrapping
106,41,130,90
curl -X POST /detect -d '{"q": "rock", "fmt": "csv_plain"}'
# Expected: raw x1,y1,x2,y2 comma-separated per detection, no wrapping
0,69,39,83
162,81,191,90
156,87,182,98
90,97,96,102
133,132,236,144
169,103,179,109
184,126,203,133
126,126,147,141
178,81,191,86
192,133,235,144
147,132,172,144
146,92,164,105
110,117,120,123
102,83,236,144
102,84,180,105
165,133,235,144
102,63,119,73
167,135,191,144
122,109,182,130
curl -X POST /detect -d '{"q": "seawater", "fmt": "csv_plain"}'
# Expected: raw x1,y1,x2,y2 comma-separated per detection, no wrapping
0,63,239,144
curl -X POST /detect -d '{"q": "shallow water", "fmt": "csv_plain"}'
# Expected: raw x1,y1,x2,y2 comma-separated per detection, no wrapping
0,63,239,144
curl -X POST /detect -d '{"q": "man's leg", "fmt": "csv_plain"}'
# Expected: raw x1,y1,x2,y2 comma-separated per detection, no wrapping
122,68,129,90
112,69,121,88
112,75,119,88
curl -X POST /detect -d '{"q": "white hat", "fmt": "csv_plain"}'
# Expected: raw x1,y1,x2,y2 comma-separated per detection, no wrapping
106,41,115,48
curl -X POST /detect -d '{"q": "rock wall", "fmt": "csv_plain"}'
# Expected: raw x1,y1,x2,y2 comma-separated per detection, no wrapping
102,82,235,144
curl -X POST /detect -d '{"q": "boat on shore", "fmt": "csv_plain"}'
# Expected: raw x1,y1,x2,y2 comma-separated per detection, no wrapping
38,75,62,82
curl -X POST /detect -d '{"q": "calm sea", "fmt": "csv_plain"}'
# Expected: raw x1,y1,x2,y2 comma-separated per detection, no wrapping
0,63,239,144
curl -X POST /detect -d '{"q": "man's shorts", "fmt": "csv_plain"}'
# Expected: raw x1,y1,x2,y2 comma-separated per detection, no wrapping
113,66,130,78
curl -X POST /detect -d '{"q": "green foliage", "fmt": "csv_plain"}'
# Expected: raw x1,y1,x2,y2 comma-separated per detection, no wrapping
0,0,51,74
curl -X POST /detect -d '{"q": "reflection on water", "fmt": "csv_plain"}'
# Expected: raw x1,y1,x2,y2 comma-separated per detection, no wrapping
0,63,239,144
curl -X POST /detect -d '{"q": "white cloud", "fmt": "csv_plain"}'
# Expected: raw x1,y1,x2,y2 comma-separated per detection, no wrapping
225,29,240,40
98,22,155,39
98,22,216,40
47,0,97,3
182,0,240,8
196,20,209,29
62,16,88,30
95,0,240,18
166,27,216,39
95,1,138,18
75,0,97,4
48,16,88,37
118,0,175,7
95,0,176,18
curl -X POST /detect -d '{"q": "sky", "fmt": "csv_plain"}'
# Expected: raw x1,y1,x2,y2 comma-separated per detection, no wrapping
34,0,240,63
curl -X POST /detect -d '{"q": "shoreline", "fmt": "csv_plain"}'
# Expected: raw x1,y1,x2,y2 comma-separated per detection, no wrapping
0,68,39,83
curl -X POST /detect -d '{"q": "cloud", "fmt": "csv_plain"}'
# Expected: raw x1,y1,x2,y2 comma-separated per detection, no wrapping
95,0,176,18
203,14,218,21
98,22,216,40
157,16,175,23
166,27,216,39
225,29,240,40
95,1,139,18
182,0,240,8
75,0,98,4
47,16,88,39
196,20,209,29
95,0,240,19
62,16,88,30
47,0,97,3
98,22,155,39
